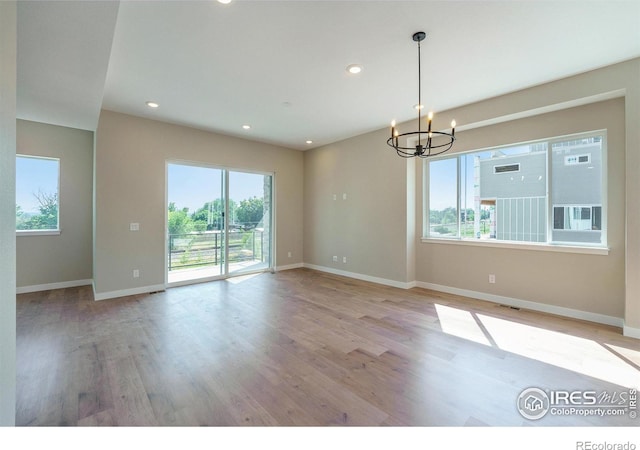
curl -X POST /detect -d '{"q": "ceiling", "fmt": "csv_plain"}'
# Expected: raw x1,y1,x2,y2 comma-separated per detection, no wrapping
16,0,640,150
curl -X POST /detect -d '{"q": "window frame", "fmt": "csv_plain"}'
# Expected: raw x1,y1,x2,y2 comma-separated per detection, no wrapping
16,154,61,236
423,130,608,254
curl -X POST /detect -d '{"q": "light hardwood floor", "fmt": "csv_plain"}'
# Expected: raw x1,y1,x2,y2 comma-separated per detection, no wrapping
16,268,640,426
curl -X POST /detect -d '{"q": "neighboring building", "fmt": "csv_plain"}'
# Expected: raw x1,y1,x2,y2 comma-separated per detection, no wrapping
475,137,602,244
551,138,603,244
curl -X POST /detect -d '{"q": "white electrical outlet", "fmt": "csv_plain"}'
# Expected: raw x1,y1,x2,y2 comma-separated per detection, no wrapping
342,193,347,200
133,269,140,278
130,222,140,231
343,256,347,263
288,252,292,258
489,274,496,284
333,256,338,262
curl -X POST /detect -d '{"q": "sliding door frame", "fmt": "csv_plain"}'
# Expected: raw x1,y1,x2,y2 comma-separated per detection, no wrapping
165,159,275,288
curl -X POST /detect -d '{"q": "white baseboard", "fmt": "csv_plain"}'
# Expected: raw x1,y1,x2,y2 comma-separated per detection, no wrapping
623,324,640,339
17,279,93,294
93,283,166,301
303,263,415,290
275,263,304,272
416,281,624,328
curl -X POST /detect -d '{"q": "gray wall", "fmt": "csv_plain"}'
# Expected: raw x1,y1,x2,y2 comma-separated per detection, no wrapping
0,0,16,426
480,152,546,199
552,143,602,205
94,110,304,298
16,120,93,288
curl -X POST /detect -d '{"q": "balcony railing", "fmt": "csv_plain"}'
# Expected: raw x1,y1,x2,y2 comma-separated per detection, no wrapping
168,230,265,271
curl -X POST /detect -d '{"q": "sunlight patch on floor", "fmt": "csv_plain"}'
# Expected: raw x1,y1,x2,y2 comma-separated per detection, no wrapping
434,304,492,346
603,343,640,367
477,313,640,388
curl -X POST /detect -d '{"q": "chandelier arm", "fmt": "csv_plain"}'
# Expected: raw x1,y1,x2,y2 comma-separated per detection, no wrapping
387,131,455,158
387,131,455,150
420,140,455,158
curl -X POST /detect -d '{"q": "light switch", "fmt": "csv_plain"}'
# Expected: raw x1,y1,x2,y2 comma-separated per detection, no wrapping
130,222,140,231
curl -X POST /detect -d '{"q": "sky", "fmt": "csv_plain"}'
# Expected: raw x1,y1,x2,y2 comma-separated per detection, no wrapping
16,156,59,214
168,163,269,213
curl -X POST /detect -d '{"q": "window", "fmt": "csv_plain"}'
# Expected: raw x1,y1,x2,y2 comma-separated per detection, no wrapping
426,132,605,247
494,163,520,174
16,155,60,233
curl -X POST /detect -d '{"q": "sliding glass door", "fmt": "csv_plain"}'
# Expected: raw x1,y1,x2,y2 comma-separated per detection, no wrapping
167,162,272,284
228,171,272,275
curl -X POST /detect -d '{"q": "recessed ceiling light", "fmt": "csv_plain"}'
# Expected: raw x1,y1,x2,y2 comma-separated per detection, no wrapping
146,101,159,108
306,140,313,144
242,125,251,130
346,64,362,74
217,0,233,4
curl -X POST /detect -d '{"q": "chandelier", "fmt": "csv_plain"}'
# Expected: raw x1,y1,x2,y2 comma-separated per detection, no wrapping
387,32,456,158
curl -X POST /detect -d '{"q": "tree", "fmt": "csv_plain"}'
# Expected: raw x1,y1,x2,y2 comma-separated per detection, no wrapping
191,199,226,231
16,204,25,229
168,207,193,235
17,190,58,230
235,197,264,228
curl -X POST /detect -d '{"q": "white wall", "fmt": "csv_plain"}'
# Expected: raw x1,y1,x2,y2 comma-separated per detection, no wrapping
16,120,93,290
0,0,17,426
94,110,304,299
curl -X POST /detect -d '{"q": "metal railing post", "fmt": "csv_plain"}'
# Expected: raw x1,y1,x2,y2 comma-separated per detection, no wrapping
261,230,264,262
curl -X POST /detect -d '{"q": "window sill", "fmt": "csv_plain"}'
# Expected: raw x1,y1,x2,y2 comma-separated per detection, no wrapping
420,237,609,255
17,230,61,237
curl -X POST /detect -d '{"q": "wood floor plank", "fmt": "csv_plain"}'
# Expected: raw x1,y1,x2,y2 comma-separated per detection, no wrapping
16,268,640,426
